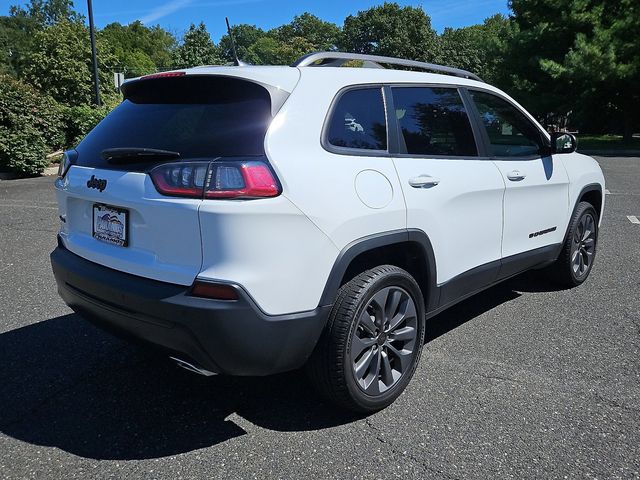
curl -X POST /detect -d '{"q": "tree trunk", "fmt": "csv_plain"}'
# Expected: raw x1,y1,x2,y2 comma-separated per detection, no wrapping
623,123,633,143
622,102,634,144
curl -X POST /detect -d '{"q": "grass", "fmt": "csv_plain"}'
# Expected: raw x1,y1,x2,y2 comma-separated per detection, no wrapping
576,134,640,151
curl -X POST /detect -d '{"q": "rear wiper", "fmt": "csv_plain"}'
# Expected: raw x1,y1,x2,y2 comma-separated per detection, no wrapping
101,148,181,163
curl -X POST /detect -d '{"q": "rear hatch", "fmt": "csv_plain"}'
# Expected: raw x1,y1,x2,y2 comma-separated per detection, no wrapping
56,73,286,286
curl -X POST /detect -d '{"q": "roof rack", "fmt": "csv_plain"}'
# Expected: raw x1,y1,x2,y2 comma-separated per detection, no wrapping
291,51,483,83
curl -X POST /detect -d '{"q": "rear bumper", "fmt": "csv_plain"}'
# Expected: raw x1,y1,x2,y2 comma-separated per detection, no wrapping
50,244,330,375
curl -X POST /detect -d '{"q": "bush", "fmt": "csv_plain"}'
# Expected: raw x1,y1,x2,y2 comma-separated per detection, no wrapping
0,74,65,175
62,102,115,147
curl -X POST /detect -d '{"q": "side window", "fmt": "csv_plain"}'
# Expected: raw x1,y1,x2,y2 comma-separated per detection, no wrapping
392,87,478,156
327,87,387,151
470,90,545,157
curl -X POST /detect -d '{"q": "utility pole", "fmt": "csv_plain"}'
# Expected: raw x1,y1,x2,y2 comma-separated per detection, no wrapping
87,0,101,106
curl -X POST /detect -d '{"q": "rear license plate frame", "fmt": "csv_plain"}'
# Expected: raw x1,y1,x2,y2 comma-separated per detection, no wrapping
92,203,129,247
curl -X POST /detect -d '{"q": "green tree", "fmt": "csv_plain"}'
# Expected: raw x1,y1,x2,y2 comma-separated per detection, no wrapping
438,26,484,74
271,13,340,51
250,13,341,65
2,0,83,76
534,0,640,140
0,14,34,75
505,0,640,138
101,21,176,76
438,14,514,84
340,2,439,62
9,0,82,27
476,14,516,85
241,35,314,65
117,49,156,77
504,0,596,126
22,21,117,106
172,22,222,68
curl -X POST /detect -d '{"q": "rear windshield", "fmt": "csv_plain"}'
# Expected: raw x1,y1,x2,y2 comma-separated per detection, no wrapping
75,76,273,169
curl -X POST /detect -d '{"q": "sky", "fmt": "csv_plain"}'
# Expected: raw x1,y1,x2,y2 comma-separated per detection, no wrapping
2,0,510,41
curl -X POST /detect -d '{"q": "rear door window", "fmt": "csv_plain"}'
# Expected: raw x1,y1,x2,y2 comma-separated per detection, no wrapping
75,76,273,170
391,86,478,156
326,87,387,151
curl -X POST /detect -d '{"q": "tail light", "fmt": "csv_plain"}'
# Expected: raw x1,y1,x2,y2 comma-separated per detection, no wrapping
149,160,280,199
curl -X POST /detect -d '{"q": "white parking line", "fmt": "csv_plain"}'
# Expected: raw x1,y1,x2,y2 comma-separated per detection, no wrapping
627,215,640,224
605,189,611,194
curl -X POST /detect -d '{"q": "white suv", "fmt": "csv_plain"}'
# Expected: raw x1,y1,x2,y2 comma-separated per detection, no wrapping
51,52,605,412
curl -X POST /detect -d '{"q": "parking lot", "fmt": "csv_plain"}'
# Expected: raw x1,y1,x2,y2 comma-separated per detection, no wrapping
0,156,638,479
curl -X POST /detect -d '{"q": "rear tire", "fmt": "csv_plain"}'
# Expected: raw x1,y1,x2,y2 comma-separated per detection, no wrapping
545,201,598,288
306,265,425,412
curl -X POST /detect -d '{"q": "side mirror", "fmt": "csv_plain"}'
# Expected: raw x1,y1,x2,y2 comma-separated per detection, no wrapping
551,132,577,154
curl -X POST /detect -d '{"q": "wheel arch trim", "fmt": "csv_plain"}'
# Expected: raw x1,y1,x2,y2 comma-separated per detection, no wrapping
563,183,603,246
318,229,439,311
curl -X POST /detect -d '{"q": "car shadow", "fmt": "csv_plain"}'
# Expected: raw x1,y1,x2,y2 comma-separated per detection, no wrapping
425,270,567,342
425,281,520,342
0,314,358,460
0,271,554,460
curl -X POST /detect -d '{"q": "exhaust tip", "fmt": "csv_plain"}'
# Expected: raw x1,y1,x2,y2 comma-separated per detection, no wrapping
170,356,217,376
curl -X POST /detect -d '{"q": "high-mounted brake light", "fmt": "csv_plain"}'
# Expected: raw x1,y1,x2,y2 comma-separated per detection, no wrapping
149,160,280,199
140,71,186,80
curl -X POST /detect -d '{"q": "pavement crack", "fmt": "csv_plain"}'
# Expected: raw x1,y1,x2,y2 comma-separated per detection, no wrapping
594,393,640,414
472,371,521,384
628,312,640,337
364,416,388,445
363,417,462,480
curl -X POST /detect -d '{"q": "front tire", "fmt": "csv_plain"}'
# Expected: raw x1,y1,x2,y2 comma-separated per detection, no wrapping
547,201,599,287
306,265,426,412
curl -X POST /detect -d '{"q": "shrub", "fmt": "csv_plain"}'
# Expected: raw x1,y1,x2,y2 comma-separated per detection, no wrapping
62,101,115,147
0,74,65,175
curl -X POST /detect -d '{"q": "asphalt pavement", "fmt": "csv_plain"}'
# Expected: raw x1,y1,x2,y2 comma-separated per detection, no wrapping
0,156,638,479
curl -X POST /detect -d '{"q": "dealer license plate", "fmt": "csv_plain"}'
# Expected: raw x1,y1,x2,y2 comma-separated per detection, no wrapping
92,204,128,247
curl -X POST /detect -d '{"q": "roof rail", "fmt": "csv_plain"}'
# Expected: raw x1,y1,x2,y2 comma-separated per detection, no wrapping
291,51,483,83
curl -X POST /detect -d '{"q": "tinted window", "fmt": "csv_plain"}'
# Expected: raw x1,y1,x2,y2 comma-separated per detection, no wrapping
75,76,273,170
392,87,477,156
327,88,387,151
470,90,544,157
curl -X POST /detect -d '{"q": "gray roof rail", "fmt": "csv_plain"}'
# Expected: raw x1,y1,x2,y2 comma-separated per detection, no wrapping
291,51,483,82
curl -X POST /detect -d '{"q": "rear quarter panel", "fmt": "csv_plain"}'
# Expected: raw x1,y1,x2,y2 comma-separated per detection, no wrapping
197,196,338,315
264,69,407,251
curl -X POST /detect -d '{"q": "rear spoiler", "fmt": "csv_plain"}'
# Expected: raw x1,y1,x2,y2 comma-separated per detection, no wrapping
121,71,291,116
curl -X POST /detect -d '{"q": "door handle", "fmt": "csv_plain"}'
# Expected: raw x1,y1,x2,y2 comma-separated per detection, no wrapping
506,170,526,181
408,174,440,188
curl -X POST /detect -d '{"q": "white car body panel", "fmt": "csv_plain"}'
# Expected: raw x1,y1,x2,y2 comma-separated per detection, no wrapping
493,156,570,258
197,196,338,315
560,152,606,226
56,166,202,286
392,157,505,284
265,69,407,251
